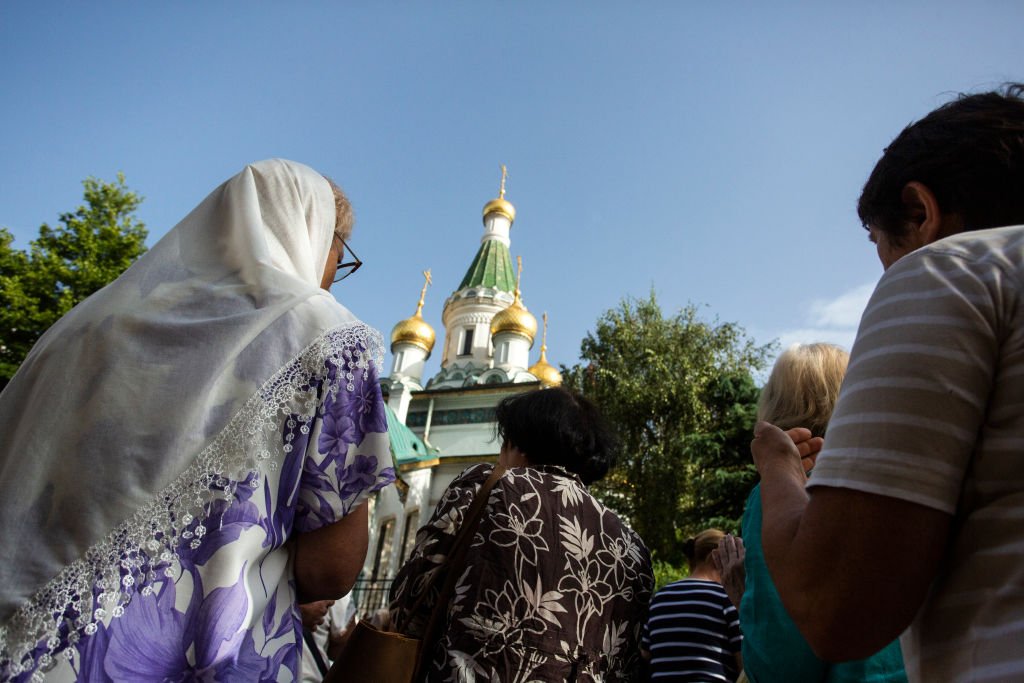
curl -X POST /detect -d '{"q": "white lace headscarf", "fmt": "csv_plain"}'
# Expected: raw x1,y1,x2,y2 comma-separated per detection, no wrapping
0,159,383,668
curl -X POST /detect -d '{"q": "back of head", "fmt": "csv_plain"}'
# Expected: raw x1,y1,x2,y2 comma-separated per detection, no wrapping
858,83,1024,241
683,529,725,570
323,176,355,242
757,343,849,437
495,387,618,485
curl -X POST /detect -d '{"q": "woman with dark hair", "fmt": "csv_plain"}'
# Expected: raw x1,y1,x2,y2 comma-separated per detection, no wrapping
389,386,654,681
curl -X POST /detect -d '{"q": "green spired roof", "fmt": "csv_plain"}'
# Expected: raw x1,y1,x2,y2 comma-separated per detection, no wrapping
385,403,437,464
457,238,516,292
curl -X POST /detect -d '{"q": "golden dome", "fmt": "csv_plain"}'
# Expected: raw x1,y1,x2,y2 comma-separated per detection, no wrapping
490,299,537,342
391,312,435,354
490,255,535,342
391,269,435,354
482,163,515,224
529,353,562,386
482,197,516,224
529,312,562,386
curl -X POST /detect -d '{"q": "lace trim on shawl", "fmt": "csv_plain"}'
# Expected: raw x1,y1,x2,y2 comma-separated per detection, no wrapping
0,321,384,679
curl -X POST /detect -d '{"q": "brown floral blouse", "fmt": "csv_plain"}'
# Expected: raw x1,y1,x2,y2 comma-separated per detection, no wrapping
389,463,654,682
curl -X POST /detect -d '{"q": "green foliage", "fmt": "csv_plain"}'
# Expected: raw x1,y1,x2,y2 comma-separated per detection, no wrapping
681,372,762,535
0,174,146,386
562,292,771,566
652,559,689,591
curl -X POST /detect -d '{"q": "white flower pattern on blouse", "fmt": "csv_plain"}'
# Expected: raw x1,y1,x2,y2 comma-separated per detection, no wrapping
390,463,653,683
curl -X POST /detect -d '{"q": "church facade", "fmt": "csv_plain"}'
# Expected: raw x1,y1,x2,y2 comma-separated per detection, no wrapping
355,169,563,609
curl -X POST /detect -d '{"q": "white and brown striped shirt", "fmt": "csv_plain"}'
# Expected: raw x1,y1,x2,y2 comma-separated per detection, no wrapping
809,224,1024,683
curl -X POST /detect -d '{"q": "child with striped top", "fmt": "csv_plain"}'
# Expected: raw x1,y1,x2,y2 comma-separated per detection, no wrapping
642,529,742,682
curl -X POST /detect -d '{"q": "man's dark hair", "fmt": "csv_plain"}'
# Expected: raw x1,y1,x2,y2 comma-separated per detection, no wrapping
495,387,618,485
858,83,1024,243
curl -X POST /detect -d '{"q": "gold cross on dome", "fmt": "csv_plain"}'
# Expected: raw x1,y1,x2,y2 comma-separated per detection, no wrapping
499,164,509,199
415,268,432,315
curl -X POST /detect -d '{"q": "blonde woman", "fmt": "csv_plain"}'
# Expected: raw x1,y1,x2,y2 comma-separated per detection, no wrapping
733,344,906,682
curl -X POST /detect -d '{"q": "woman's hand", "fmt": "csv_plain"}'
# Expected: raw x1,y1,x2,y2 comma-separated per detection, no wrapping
712,534,746,609
299,599,334,631
751,422,823,480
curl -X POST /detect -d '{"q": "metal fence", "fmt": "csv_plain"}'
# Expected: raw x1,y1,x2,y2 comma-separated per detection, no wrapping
350,578,394,617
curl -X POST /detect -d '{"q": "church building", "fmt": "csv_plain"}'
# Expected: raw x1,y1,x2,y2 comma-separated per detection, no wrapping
356,168,562,607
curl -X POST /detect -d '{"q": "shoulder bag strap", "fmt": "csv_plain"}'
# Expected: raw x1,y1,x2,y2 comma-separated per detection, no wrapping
401,465,505,621
413,464,506,679
303,628,330,677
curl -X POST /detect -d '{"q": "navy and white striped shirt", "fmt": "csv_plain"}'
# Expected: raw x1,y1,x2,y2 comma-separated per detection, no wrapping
643,579,742,682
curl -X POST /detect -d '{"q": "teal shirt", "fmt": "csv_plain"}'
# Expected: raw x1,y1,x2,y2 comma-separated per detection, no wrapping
740,485,907,683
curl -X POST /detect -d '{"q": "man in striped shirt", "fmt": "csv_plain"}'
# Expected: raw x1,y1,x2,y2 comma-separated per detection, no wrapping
752,84,1024,682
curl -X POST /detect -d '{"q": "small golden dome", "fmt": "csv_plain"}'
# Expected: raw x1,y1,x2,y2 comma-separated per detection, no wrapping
490,299,537,342
482,197,516,224
391,269,435,354
482,164,515,224
490,254,535,342
529,313,561,386
529,354,562,387
391,312,435,354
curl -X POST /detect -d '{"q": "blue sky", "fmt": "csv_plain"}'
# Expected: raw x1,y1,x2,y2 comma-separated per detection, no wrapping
2,3,1021,379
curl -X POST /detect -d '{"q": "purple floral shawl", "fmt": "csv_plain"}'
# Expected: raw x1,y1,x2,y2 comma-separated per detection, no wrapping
6,337,394,682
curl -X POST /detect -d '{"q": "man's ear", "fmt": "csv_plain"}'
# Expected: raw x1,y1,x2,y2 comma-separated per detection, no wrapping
901,182,962,247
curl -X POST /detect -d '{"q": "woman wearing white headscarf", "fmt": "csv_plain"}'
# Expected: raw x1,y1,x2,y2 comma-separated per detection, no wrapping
0,159,395,681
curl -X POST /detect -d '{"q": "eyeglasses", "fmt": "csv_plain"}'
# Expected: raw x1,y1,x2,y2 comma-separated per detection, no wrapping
334,237,363,283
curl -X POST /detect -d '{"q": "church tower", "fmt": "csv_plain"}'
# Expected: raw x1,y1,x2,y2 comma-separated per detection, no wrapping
369,166,564,599
431,166,520,387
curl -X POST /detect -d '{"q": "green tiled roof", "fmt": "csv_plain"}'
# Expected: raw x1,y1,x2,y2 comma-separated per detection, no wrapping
385,403,437,464
457,238,515,292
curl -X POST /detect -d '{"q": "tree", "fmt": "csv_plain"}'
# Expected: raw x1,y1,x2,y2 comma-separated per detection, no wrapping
0,174,146,387
562,293,771,566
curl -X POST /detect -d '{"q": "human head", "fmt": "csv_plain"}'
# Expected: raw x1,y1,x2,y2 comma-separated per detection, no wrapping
324,176,355,242
494,387,618,485
319,177,355,289
757,343,849,438
683,529,725,572
857,83,1024,257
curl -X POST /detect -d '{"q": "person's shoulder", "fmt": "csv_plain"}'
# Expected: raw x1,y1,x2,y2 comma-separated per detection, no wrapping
423,464,494,523
935,224,1024,254
274,298,386,380
896,224,1024,281
863,225,1024,325
657,578,724,594
450,462,495,487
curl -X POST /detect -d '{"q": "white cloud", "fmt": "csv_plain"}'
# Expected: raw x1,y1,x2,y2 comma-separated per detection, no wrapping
807,283,876,328
776,326,858,353
765,282,876,372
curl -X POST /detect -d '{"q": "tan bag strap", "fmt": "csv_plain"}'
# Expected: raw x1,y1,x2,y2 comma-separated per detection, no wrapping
413,464,506,679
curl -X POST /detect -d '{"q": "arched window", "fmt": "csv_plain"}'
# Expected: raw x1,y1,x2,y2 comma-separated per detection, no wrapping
459,327,475,356
398,510,420,566
371,518,395,580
